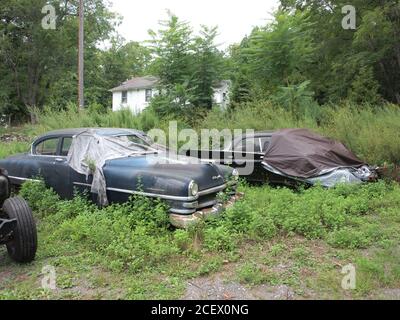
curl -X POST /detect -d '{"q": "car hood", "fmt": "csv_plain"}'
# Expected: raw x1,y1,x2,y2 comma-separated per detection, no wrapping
104,152,229,191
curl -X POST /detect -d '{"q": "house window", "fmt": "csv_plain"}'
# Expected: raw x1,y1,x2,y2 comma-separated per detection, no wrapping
145,89,152,102
121,91,127,104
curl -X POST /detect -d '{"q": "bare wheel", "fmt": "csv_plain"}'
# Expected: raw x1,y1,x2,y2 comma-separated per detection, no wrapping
3,197,37,263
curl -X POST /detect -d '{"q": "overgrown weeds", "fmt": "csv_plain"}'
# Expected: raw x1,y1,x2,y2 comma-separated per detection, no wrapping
19,179,400,277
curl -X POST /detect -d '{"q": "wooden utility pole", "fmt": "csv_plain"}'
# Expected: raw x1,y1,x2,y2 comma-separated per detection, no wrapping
78,0,84,109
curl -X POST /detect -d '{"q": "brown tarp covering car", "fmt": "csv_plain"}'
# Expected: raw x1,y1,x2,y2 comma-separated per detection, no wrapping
263,128,365,179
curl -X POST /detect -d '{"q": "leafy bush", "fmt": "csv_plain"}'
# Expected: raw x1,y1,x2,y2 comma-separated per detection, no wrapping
203,225,236,252
326,225,384,249
219,181,400,247
19,180,60,216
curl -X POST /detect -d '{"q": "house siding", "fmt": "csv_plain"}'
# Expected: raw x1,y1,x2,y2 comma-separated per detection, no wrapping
111,79,231,113
213,81,231,109
112,89,155,114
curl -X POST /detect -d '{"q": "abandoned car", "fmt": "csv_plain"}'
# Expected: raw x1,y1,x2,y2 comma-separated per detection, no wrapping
183,131,273,183
0,168,37,263
184,129,377,187
0,128,239,228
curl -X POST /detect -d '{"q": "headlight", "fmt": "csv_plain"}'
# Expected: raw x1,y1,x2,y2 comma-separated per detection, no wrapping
188,180,199,197
232,169,239,181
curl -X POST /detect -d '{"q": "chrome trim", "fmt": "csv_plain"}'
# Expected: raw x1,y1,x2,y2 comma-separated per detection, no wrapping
105,186,198,201
197,199,217,209
73,182,91,187
182,201,198,209
73,182,229,201
170,208,196,214
29,153,68,159
7,176,41,183
197,183,227,196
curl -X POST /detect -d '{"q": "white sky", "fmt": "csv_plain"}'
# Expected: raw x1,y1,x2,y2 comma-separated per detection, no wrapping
109,0,280,49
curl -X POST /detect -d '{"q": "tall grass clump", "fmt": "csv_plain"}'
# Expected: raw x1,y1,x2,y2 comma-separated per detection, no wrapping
31,103,163,134
320,103,400,165
0,141,30,159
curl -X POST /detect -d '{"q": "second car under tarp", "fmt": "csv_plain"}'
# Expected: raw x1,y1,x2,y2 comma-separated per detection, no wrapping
261,128,376,187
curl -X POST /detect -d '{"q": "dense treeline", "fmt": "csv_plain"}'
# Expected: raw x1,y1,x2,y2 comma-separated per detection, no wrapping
0,0,399,122
230,0,400,106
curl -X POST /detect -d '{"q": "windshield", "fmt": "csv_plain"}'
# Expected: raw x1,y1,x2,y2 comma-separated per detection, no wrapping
115,134,158,152
116,134,151,145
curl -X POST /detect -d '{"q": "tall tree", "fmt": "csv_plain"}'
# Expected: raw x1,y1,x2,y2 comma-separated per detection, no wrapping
148,12,226,116
0,0,116,121
279,0,400,104
148,11,193,87
191,26,224,108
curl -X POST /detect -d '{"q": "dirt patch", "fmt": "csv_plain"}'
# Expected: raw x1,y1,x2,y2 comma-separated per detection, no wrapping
184,274,295,300
378,289,400,300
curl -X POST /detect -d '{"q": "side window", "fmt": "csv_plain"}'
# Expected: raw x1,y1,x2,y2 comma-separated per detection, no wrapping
234,138,261,153
61,137,73,156
35,138,59,156
260,137,271,152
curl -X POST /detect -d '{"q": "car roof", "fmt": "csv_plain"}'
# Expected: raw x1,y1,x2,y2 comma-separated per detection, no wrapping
224,131,276,151
36,128,146,140
233,130,275,140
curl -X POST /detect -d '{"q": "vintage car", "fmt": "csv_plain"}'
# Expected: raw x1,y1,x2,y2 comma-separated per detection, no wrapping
183,131,283,184
0,168,37,263
183,129,377,187
0,128,239,228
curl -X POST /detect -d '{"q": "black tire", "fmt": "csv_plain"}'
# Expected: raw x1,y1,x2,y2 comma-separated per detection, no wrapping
3,196,37,263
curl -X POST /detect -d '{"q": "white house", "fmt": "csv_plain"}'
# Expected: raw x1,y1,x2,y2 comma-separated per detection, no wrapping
110,76,159,114
212,80,231,110
110,76,231,113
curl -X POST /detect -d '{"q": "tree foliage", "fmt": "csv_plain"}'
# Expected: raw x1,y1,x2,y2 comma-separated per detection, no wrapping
0,1,399,122
231,0,400,106
148,12,225,117
0,0,116,121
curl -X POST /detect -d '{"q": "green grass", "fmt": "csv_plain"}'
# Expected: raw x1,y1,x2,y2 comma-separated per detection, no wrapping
1,179,400,300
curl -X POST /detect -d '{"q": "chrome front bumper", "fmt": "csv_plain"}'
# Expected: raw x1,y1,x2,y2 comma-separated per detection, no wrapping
169,193,242,228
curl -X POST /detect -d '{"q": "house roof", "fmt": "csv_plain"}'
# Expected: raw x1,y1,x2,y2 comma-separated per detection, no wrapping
110,76,159,92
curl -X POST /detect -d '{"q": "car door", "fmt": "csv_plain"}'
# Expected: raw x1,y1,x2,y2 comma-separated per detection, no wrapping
32,136,73,199
228,137,266,182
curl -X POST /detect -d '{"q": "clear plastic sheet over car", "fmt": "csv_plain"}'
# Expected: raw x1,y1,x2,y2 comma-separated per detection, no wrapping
67,129,158,205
